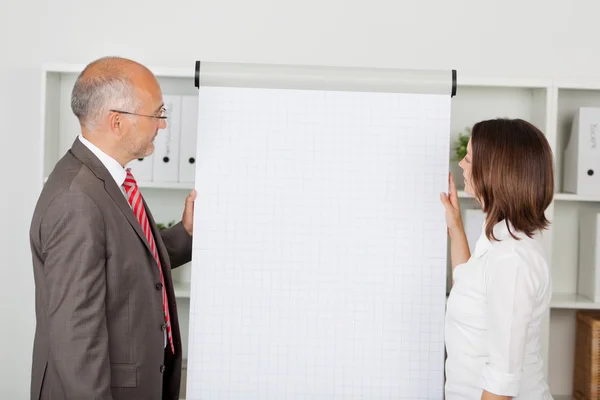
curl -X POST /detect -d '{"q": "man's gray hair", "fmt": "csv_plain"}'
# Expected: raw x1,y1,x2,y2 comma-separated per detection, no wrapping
71,57,139,131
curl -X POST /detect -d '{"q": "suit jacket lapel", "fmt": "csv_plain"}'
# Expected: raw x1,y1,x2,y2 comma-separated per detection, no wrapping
69,138,154,257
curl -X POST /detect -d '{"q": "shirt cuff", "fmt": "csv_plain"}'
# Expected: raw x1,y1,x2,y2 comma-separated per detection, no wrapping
481,366,521,396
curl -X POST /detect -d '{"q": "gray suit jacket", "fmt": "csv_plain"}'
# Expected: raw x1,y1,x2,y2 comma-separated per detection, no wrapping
29,138,193,400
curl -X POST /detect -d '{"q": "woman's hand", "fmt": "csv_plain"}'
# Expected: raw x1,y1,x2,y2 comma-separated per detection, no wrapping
481,390,511,400
440,173,464,234
440,173,471,273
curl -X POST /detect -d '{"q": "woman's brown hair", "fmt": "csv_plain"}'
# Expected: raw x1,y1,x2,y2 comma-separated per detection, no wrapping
470,118,554,241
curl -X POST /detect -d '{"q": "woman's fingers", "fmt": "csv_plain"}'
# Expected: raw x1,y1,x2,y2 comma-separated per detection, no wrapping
440,192,453,211
449,173,460,207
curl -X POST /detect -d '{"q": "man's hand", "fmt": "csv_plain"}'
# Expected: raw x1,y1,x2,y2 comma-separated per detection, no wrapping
182,189,197,236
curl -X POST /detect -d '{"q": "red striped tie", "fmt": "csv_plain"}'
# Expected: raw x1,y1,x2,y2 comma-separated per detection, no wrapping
122,168,174,353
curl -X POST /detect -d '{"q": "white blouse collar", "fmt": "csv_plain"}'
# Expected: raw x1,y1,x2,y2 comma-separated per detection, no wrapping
471,219,527,258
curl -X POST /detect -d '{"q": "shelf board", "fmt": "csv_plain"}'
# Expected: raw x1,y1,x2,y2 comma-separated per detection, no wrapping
458,75,551,88
554,192,600,202
556,78,600,90
458,191,600,202
43,176,194,190
173,281,191,298
138,181,194,190
551,293,600,309
44,64,552,88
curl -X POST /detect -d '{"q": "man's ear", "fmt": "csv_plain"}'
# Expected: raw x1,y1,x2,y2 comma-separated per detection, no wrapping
108,111,123,135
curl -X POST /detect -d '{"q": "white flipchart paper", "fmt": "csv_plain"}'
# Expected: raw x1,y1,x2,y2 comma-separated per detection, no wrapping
186,86,450,399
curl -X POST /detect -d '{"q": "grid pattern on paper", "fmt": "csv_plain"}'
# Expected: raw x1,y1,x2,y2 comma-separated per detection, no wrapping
186,86,451,399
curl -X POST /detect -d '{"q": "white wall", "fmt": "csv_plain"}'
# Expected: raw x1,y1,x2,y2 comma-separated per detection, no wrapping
2,0,600,396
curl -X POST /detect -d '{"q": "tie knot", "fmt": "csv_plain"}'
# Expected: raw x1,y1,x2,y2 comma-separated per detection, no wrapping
123,168,137,189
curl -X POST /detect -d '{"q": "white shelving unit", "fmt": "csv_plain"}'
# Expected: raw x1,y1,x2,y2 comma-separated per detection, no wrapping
39,63,600,398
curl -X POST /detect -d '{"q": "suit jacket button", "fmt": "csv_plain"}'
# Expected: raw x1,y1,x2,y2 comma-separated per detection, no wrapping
160,365,166,373
156,283,163,290
161,323,167,331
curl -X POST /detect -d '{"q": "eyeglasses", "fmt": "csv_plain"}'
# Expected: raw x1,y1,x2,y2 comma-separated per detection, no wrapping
110,107,167,120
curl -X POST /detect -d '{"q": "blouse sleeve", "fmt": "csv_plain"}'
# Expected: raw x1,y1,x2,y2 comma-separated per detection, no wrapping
481,250,538,396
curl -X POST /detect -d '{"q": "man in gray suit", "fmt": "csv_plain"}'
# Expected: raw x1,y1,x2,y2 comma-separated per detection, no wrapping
29,56,197,400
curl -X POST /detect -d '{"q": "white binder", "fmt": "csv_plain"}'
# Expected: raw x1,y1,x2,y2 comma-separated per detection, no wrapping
578,210,600,302
126,155,154,182
178,95,198,183
563,107,600,196
153,95,182,182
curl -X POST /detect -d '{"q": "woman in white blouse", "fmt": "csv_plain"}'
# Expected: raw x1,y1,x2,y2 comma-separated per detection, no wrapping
440,118,554,400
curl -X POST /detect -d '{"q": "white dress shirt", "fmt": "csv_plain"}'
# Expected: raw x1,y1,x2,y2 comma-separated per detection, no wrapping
444,219,553,399
77,135,167,348
78,135,127,198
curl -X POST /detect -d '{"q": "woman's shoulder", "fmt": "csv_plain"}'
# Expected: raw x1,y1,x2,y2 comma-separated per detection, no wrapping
485,233,551,284
483,233,552,307
488,231,547,262
485,221,548,266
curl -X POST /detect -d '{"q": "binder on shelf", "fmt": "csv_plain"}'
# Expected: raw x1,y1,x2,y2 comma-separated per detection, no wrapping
126,155,154,182
563,107,600,196
577,210,600,302
153,95,182,182
178,95,198,183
